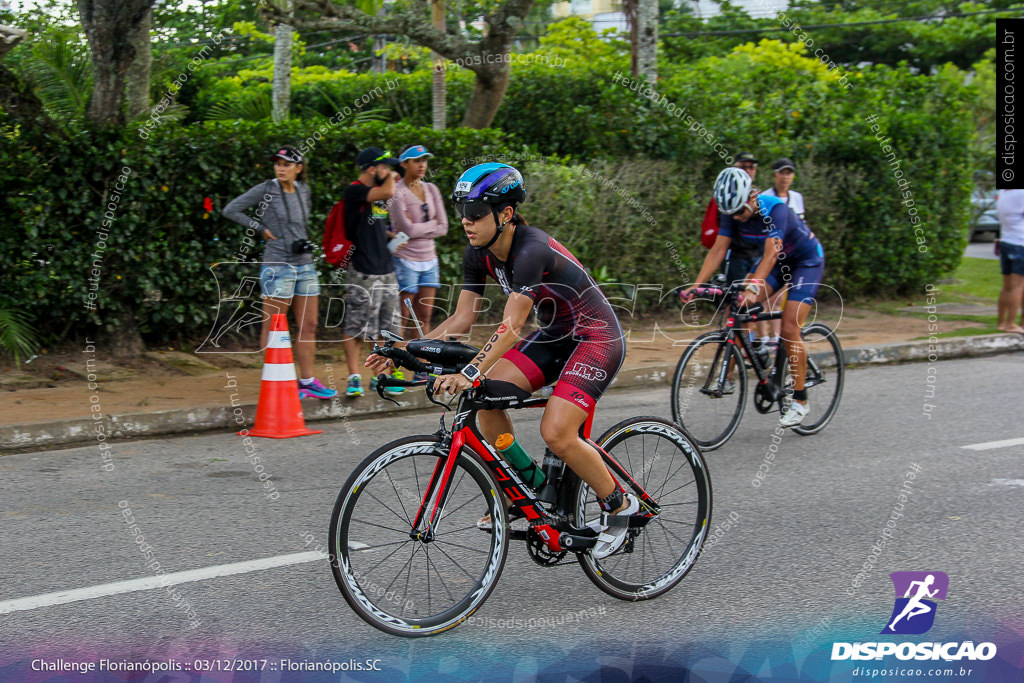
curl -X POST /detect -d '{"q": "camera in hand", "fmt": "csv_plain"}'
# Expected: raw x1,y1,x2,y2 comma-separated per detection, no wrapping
291,238,315,254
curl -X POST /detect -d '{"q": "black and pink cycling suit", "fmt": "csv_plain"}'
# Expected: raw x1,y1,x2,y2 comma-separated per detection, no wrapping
462,224,625,415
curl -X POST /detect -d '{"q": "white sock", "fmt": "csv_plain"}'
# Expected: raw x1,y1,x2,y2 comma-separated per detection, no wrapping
759,336,771,344
348,373,360,380
300,377,314,385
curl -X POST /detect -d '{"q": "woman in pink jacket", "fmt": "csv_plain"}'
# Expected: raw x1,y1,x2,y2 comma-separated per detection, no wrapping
391,145,449,353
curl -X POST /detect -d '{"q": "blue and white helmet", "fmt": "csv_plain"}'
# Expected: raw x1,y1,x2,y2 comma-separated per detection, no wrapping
452,163,526,207
713,167,753,214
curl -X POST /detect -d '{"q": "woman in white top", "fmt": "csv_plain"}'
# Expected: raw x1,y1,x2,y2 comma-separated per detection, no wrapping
760,157,805,219
995,189,1024,333
756,157,808,346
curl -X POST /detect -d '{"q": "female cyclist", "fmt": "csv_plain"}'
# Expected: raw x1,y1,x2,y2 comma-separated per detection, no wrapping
366,163,635,558
684,167,825,428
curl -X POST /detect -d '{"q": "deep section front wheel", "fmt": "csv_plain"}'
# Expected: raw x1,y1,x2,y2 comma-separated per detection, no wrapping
573,417,712,601
329,436,508,637
671,332,747,450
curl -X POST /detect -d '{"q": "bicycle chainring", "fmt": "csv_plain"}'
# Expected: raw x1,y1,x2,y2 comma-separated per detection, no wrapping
753,381,776,414
526,527,568,566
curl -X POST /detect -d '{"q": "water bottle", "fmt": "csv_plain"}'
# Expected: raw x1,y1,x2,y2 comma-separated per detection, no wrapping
495,433,545,488
536,449,564,504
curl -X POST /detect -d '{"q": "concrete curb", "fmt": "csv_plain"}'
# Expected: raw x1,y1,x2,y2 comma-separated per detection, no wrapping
3,335,1021,452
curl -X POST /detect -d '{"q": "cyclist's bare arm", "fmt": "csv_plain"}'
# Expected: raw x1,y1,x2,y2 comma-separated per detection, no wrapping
364,289,481,373
740,237,783,306
424,289,484,341
432,293,532,394
685,234,732,298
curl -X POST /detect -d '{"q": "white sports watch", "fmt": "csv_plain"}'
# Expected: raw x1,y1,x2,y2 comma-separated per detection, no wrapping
461,365,481,383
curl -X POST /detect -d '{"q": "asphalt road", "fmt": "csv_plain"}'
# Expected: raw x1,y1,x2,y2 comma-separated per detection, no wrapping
1,354,1021,680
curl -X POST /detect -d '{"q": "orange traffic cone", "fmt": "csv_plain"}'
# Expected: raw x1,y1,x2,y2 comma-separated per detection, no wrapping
243,313,322,439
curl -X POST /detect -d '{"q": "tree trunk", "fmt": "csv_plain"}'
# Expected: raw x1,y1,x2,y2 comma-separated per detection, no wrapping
430,0,445,131
78,0,154,128
461,68,509,129
125,6,151,118
272,22,292,122
637,0,657,84
99,309,145,358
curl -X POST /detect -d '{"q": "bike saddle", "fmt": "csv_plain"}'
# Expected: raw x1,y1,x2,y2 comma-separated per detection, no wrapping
405,339,479,366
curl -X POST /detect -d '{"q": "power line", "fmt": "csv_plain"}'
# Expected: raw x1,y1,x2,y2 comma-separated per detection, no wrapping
661,6,1024,38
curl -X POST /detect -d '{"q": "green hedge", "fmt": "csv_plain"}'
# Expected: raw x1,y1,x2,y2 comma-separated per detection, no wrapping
2,32,976,348
0,119,523,346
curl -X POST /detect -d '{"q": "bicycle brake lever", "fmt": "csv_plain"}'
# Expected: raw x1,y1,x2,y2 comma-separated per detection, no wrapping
424,376,457,409
375,374,402,406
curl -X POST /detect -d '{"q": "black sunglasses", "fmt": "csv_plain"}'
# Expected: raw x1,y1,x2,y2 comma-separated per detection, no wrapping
454,201,491,222
421,203,430,219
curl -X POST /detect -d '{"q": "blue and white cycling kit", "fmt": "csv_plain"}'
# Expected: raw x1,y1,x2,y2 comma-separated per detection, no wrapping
717,195,824,304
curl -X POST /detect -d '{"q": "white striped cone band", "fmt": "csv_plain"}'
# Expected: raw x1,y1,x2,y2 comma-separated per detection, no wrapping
267,330,292,348
262,362,297,382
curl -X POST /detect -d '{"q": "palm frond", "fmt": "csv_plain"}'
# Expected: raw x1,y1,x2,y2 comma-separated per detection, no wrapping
0,307,41,365
205,91,273,121
18,30,92,124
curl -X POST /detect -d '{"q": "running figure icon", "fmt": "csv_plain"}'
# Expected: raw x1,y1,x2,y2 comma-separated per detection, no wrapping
888,575,938,631
881,571,949,635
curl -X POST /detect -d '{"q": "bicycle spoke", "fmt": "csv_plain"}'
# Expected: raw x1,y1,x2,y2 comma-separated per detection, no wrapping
361,488,412,527
349,516,413,536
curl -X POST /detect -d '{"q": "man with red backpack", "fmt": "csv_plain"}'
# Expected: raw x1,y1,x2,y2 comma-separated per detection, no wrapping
338,147,407,397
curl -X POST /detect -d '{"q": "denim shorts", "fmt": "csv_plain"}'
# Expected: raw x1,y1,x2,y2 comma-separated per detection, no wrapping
392,257,442,294
259,263,321,298
1000,241,1024,276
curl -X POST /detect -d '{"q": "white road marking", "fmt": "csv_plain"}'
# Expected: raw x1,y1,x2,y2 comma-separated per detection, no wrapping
961,437,1024,451
0,551,323,615
990,478,1024,488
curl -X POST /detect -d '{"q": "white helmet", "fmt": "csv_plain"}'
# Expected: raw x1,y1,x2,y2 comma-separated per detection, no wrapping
713,167,753,214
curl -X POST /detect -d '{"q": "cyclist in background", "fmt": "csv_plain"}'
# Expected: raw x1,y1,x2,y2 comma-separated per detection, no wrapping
683,167,825,428
365,163,635,558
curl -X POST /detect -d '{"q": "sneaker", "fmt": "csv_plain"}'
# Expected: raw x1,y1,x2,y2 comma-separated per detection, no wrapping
707,378,735,395
592,492,641,559
345,374,363,397
386,369,406,396
298,378,338,400
779,401,809,428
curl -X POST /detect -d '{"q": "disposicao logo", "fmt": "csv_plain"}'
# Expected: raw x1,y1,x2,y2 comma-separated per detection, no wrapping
831,571,997,662
882,571,948,635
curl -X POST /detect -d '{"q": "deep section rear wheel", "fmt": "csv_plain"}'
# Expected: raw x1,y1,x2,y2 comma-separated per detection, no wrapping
573,417,712,601
671,332,747,450
330,436,508,637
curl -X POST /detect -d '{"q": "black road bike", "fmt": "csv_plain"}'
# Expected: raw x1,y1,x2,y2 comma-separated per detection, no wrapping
329,333,712,637
671,283,845,450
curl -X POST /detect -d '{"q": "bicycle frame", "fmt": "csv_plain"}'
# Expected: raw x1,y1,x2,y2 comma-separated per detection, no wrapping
407,388,659,555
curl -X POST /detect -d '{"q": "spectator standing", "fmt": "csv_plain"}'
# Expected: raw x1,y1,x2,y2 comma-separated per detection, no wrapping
760,157,805,220
390,144,449,351
222,145,336,400
995,189,1024,334
758,157,807,347
341,147,405,396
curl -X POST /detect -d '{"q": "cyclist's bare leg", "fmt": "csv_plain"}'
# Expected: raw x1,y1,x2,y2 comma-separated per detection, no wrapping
540,398,617,500
780,299,812,398
260,297,291,352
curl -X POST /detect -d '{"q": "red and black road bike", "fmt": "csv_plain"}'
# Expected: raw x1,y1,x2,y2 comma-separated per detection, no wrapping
329,333,712,637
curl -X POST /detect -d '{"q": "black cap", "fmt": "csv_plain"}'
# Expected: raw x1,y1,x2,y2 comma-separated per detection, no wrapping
772,157,796,172
735,151,758,164
357,147,399,169
271,145,302,164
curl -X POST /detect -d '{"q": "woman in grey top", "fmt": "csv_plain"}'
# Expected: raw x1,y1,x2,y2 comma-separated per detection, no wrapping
222,145,336,399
